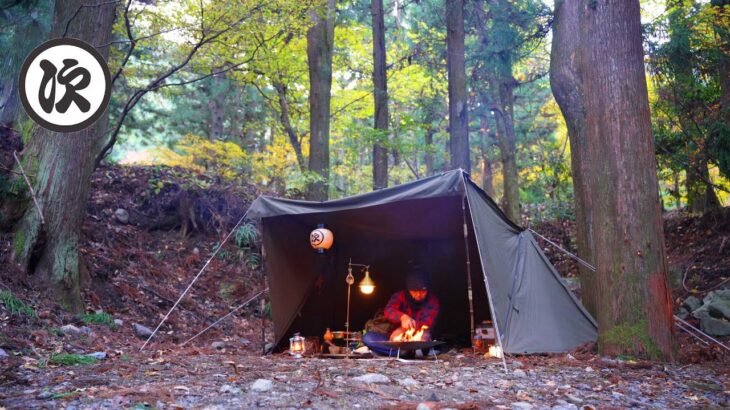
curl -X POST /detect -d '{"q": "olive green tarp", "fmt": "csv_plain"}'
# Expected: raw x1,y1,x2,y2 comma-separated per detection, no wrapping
247,169,597,354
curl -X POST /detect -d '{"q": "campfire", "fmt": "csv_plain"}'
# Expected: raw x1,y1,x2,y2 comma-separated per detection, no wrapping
392,325,429,342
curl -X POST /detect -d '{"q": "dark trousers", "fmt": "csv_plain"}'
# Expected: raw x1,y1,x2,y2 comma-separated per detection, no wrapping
362,331,399,356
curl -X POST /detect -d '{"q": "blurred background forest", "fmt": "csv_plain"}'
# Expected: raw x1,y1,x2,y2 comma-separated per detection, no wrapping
4,0,727,223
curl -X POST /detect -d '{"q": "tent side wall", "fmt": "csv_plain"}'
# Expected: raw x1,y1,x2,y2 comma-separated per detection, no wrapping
262,217,322,343
464,179,597,353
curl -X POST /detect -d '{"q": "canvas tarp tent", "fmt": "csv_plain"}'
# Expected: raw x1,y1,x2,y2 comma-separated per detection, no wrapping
247,169,597,354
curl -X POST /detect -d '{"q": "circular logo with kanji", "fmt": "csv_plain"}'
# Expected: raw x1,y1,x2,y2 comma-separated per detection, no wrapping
19,38,111,133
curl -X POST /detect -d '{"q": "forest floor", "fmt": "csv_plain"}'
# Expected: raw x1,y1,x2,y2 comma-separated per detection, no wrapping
1,165,730,409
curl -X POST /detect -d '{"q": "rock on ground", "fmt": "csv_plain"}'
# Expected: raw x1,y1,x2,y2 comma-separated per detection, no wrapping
60,324,81,335
398,377,419,387
133,323,153,339
353,373,391,384
114,208,129,224
250,379,273,392
1,353,727,409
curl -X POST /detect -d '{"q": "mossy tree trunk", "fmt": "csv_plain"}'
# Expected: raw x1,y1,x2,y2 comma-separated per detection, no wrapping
580,0,675,359
9,0,116,312
492,79,520,223
549,0,597,317
306,0,335,201
0,0,53,128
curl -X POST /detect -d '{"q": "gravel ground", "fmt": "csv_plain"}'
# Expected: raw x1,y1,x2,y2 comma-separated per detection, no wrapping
1,350,728,409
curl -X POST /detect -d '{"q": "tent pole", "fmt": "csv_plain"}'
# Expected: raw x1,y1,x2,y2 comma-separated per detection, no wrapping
461,195,476,345
461,174,509,372
261,296,267,355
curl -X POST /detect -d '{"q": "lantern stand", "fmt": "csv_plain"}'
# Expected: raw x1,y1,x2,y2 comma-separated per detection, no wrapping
345,259,375,356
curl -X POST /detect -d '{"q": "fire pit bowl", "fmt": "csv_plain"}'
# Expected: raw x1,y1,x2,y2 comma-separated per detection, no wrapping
370,340,444,352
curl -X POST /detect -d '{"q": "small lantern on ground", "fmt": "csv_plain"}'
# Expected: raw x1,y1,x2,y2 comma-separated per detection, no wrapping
487,344,503,359
289,333,305,357
310,224,333,253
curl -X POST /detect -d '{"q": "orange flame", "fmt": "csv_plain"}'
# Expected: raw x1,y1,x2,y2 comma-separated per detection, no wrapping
393,325,429,342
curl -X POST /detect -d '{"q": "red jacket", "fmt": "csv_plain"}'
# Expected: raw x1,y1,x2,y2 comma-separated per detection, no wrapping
384,290,440,331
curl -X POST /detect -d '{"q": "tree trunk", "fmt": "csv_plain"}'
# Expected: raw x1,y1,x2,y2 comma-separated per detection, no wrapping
9,0,116,312
273,81,306,171
424,123,435,177
495,82,520,222
446,0,469,173
207,74,226,141
474,0,518,220
686,148,721,213
580,0,675,359
0,0,53,128
372,0,388,190
711,0,730,126
549,0,597,316
306,0,335,201
478,114,495,197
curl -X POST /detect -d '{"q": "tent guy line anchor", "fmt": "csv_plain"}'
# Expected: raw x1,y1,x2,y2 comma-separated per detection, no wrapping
180,287,269,347
139,209,251,352
531,226,730,354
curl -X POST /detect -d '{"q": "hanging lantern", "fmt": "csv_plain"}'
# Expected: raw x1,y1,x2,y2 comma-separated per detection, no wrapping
310,224,333,253
289,333,305,357
358,269,375,295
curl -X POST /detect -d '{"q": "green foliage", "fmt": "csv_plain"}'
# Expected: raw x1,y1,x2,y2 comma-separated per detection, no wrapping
234,222,262,269
234,223,258,249
602,320,663,360
0,291,36,317
46,353,97,366
79,312,116,329
245,253,261,270
149,135,249,182
131,402,158,410
219,283,235,304
50,391,81,400
48,327,64,337
647,1,730,208
107,0,570,219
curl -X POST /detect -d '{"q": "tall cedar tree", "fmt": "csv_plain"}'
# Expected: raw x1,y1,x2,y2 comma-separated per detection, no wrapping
0,0,52,128
372,0,389,189
550,0,597,316
8,0,117,311
306,0,336,201
557,0,676,359
446,0,470,173
473,0,522,222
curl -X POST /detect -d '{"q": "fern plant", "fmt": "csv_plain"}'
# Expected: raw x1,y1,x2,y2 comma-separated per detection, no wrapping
235,222,258,248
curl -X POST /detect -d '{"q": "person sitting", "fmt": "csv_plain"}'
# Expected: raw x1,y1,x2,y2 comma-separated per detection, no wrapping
363,266,440,356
